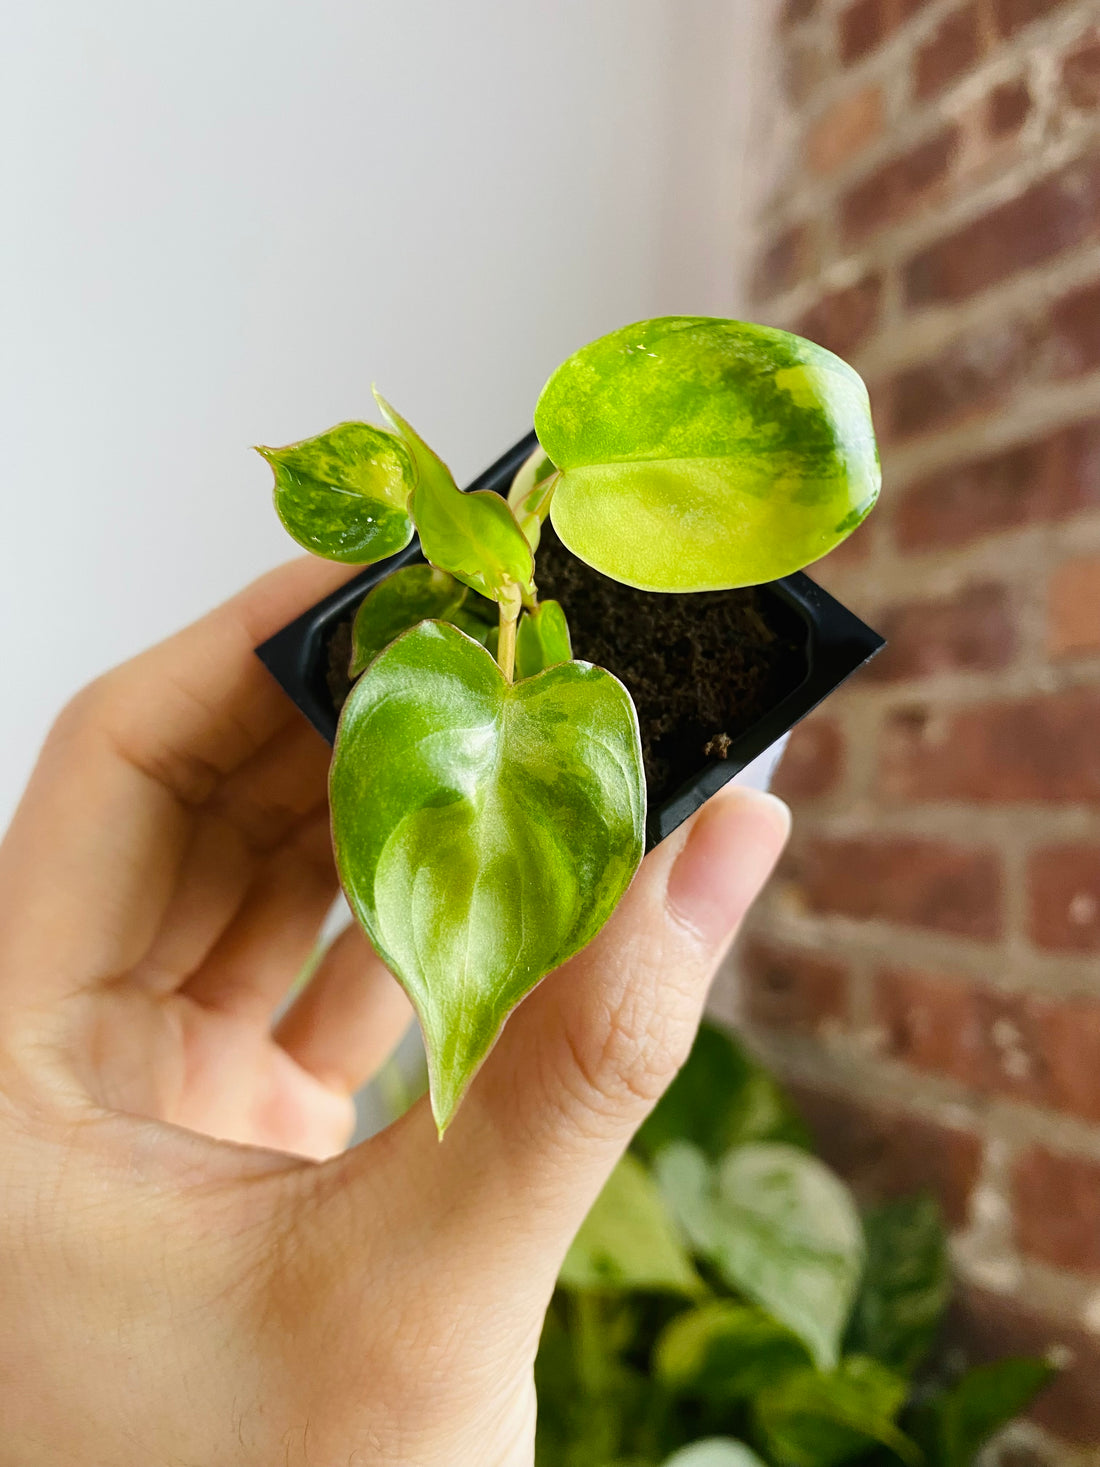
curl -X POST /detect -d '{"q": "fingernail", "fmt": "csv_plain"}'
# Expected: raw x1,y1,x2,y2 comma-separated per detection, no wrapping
666,786,791,946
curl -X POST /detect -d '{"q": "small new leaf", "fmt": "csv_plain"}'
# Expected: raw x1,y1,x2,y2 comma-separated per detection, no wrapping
348,565,494,677
258,421,415,564
930,1359,1057,1467
330,620,645,1131
753,1357,918,1467
559,1152,702,1296
534,316,880,591
515,600,572,680
374,390,534,604
508,443,558,553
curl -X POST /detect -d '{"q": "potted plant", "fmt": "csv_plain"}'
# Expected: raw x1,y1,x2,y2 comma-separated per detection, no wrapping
255,316,884,1132
533,1019,1054,1467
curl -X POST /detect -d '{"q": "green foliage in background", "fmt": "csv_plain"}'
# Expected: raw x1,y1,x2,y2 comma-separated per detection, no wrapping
534,1021,1054,1467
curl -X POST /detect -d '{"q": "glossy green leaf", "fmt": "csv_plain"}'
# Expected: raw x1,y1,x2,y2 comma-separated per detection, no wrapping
508,443,559,553
516,600,573,680
753,1357,917,1467
635,1021,811,1164
663,1442,768,1467
534,316,880,591
654,1301,812,1400
374,390,534,604
655,1142,864,1371
847,1195,950,1376
560,1153,702,1296
923,1359,1056,1467
258,421,415,564
349,565,492,676
330,620,645,1131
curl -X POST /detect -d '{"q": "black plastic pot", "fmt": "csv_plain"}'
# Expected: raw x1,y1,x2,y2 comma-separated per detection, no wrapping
256,431,884,850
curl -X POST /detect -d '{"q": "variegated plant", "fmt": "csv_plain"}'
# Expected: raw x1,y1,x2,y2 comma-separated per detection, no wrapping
259,317,880,1132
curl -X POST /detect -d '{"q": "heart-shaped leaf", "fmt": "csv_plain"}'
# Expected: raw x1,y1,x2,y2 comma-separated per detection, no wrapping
374,390,534,604
534,316,880,591
655,1142,864,1371
348,565,495,677
508,443,559,553
330,620,645,1131
257,421,415,564
516,600,572,680
919,1359,1056,1467
654,1301,812,1401
752,1356,917,1467
559,1152,702,1296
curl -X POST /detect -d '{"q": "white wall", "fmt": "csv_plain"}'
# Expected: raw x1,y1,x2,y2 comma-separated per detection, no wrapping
0,0,768,828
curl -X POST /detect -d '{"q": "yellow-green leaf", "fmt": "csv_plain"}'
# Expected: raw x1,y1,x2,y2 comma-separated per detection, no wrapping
257,421,415,564
508,443,558,554
330,621,645,1132
515,600,572,680
534,316,880,591
348,565,494,677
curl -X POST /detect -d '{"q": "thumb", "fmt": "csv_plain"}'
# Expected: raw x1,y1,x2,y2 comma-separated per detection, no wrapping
417,783,791,1297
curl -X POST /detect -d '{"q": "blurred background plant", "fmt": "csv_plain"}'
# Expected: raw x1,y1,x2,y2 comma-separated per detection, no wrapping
533,1023,1052,1467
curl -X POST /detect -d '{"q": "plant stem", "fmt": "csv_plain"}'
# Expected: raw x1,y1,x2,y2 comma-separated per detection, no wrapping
497,594,520,682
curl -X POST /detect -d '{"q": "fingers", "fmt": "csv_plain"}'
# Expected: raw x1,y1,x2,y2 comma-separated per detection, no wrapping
0,557,353,1003
392,786,791,1297
274,924,413,1094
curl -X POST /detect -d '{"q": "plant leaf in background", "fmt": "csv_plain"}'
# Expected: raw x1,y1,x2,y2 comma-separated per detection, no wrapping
656,1142,864,1371
534,316,880,591
516,599,573,679
508,443,559,553
258,421,415,564
635,1021,811,1164
330,620,645,1131
348,564,496,676
375,390,534,604
753,1356,917,1467
560,1153,702,1296
654,1301,812,1401
913,1359,1056,1467
846,1195,951,1376
662,1440,769,1467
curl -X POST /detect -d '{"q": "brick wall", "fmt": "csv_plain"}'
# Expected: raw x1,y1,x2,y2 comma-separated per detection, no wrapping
718,0,1100,1458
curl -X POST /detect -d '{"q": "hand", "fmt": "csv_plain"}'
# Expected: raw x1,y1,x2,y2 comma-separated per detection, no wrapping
0,559,789,1467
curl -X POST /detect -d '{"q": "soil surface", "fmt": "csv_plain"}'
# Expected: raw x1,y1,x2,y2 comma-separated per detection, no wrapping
323,524,808,805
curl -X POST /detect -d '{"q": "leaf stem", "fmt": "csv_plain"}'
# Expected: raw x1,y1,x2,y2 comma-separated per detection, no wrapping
496,590,521,682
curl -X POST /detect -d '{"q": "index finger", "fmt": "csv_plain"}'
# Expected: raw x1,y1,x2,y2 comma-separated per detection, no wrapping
0,556,355,1003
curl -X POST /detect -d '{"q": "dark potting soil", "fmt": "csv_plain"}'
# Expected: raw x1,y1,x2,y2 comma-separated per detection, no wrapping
324,524,808,805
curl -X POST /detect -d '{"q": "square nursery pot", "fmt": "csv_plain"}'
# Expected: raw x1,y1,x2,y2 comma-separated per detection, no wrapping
257,431,884,849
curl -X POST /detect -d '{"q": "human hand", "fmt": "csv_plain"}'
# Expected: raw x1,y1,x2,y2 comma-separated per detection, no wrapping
0,559,789,1466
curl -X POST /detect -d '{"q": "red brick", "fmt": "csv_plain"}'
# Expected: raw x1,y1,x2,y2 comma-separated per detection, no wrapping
794,271,883,358
886,317,1034,440
838,0,933,60
875,966,1100,1123
1013,1146,1100,1274
993,0,1074,38
895,419,1100,549
783,36,826,106
950,1284,1100,1443
905,156,1100,307
774,717,845,799
842,125,958,241
1049,275,1100,378
1063,29,1100,109
1029,845,1100,952
752,221,813,300
788,1083,982,1226
914,3,983,99
807,84,884,176
793,834,1003,939
881,689,1100,803
782,0,817,23
988,76,1032,136
866,583,1016,682
1048,553,1100,658
741,941,848,1031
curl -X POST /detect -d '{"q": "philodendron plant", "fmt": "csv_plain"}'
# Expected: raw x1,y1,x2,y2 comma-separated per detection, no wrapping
259,317,880,1132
